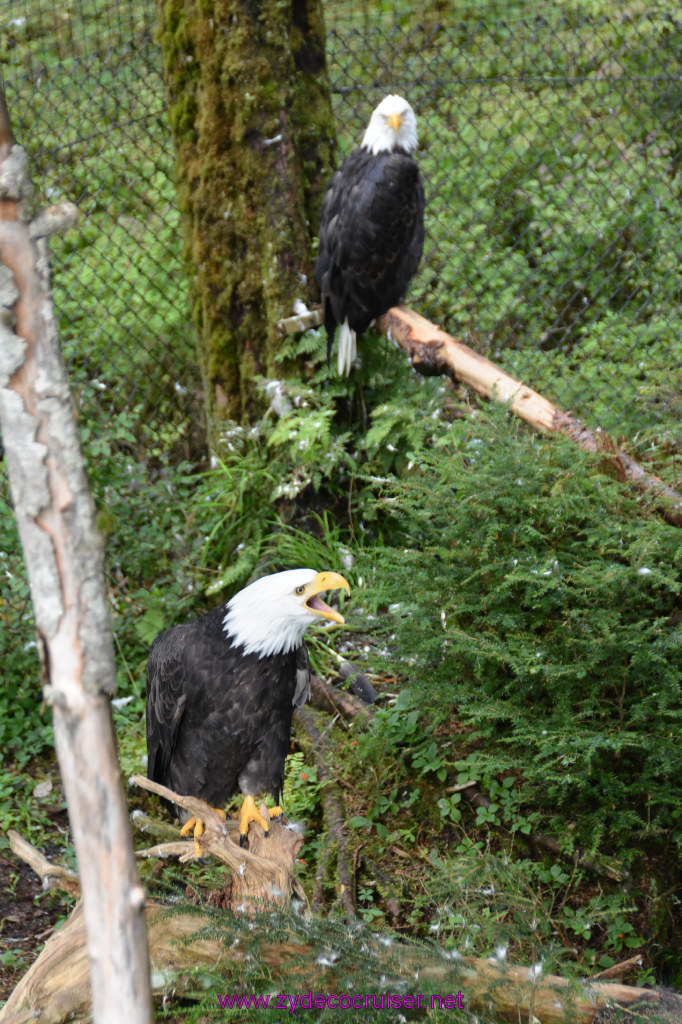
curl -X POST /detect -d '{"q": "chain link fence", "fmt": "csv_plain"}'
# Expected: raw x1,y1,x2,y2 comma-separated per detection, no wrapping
2,0,681,444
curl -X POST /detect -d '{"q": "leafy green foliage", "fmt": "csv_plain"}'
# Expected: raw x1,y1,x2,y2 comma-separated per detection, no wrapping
4,0,682,993
357,405,682,852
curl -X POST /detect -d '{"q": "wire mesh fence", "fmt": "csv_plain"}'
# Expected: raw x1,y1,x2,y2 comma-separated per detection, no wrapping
2,0,681,445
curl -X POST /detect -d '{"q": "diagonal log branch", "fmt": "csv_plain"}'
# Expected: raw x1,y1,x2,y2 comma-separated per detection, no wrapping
275,304,682,527
378,305,682,527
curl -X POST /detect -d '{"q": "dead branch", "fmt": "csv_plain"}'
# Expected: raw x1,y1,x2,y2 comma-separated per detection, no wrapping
592,955,643,981
306,691,629,885
7,830,80,897
294,707,357,919
129,809,183,842
277,304,682,527
129,774,307,911
309,673,373,726
0,90,152,1023
460,785,629,882
378,305,682,527
1,838,672,1024
275,307,322,335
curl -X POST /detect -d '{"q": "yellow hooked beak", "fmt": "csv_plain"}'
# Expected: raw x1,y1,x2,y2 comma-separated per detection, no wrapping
388,112,403,134
301,571,350,625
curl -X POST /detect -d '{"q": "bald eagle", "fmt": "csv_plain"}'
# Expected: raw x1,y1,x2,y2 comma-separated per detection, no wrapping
146,569,350,849
315,94,425,376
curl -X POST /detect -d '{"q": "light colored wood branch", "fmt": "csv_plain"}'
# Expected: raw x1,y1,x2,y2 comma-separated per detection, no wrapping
380,305,559,431
8,830,80,897
378,305,682,527
275,302,682,526
591,955,643,981
0,91,152,1024
275,307,322,335
129,774,307,907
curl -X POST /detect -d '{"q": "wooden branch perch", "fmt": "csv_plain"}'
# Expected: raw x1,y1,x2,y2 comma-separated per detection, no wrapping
129,773,307,912
0,89,153,1024
378,306,682,526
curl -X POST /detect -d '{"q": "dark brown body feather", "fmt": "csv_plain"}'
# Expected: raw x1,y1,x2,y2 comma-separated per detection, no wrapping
315,146,425,360
146,606,311,816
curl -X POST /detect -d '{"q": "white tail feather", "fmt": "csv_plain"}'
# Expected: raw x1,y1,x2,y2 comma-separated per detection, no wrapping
337,320,357,376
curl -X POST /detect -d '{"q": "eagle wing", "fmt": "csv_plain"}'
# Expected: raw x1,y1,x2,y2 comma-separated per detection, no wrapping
145,626,188,807
292,644,311,709
316,148,425,338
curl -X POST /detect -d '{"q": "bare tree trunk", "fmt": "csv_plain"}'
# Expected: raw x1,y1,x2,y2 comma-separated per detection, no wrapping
156,0,335,428
0,96,153,1024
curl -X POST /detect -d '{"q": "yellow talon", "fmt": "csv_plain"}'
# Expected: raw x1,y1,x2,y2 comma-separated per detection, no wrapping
239,795,281,846
180,807,227,857
180,814,198,838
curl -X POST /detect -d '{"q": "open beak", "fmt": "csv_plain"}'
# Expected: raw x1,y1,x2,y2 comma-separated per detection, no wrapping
388,112,403,134
302,571,350,625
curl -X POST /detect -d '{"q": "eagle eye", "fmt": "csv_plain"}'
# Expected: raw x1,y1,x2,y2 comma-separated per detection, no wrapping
295,585,306,595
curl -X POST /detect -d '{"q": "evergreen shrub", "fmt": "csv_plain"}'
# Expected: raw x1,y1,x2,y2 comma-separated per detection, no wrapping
359,407,682,852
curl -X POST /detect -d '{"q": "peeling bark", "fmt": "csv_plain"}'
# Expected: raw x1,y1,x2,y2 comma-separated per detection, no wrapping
0,95,153,1024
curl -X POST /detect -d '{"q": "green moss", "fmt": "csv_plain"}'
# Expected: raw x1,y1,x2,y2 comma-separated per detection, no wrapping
156,0,334,427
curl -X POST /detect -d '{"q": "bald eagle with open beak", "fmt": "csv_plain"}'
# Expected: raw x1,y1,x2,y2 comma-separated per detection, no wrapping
315,93,425,375
146,569,350,850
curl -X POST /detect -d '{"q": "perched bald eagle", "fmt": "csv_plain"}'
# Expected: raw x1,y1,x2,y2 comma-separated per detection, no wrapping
146,569,349,849
315,94,425,376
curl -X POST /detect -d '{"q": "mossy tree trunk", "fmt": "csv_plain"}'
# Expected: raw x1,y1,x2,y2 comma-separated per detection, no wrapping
156,0,335,428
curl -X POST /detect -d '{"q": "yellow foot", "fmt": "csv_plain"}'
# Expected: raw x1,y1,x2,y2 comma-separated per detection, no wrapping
238,797,283,847
180,807,227,857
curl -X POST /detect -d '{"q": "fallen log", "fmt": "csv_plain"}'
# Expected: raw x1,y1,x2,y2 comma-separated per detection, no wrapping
2,834,676,1024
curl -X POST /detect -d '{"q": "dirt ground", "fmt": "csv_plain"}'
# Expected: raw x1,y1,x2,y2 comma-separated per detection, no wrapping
0,818,73,1004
